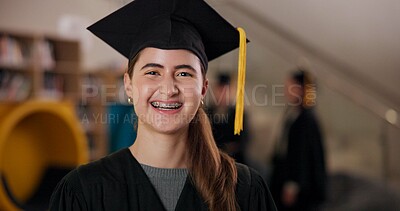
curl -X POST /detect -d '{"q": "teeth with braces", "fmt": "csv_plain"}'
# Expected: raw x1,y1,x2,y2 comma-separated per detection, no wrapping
151,102,182,109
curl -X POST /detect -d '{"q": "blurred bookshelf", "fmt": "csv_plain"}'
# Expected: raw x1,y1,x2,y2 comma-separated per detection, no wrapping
78,69,129,160
0,29,129,161
0,30,80,102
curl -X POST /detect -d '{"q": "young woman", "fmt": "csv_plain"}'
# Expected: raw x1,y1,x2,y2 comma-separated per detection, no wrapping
50,0,276,210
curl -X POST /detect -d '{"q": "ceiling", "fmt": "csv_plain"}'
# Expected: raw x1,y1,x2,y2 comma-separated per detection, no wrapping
206,0,399,116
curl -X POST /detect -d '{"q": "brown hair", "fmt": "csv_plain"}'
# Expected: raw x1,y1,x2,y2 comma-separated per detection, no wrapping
292,69,316,108
188,107,238,210
127,52,238,211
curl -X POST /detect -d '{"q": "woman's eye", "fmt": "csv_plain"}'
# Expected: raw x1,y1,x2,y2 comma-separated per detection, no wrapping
145,71,158,75
177,72,192,77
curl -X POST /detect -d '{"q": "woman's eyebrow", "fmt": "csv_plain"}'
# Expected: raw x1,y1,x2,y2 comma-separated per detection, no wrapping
141,63,164,70
175,64,196,72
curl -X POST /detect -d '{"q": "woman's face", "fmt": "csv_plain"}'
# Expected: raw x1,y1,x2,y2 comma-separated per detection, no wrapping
124,47,208,134
284,77,303,106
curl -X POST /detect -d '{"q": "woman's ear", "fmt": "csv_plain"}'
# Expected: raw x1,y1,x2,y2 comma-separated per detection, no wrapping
202,78,209,97
124,73,133,98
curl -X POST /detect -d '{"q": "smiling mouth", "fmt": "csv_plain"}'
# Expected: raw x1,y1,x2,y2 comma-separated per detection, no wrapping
151,102,183,110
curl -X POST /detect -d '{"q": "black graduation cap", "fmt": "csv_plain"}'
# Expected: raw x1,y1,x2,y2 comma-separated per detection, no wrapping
88,0,248,135
87,0,243,71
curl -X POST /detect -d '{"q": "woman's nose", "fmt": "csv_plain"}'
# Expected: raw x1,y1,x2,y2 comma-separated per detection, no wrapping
159,77,179,97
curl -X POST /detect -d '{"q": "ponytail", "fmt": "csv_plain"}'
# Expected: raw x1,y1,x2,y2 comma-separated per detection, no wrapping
188,107,238,211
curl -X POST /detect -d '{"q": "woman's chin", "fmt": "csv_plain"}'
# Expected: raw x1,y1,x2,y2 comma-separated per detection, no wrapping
150,123,188,135
141,117,190,134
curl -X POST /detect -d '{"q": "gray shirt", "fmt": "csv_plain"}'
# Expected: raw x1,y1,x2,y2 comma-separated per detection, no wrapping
140,164,188,211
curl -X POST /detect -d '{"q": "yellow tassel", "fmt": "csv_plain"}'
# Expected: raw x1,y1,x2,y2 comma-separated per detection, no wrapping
234,27,247,135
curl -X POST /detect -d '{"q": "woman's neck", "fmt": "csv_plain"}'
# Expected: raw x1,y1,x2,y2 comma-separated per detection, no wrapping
129,126,189,169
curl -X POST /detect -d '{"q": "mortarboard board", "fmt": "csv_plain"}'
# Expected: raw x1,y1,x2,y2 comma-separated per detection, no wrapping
87,0,247,134
87,0,244,71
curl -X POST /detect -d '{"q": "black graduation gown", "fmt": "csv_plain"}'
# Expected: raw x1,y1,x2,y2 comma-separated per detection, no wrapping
270,109,327,210
49,148,276,211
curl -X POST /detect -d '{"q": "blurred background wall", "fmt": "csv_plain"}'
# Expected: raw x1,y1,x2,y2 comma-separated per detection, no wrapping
1,0,399,209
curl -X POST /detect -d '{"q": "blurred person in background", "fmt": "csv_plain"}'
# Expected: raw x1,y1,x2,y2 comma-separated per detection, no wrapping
269,69,327,211
207,73,250,164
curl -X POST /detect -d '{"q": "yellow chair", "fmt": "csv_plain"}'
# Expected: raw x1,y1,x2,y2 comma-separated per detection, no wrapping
0,101,88,211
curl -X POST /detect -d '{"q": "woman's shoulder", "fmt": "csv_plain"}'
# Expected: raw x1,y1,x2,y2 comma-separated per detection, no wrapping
235,163,277,210
70,148,135,185
49,149,137,210
236,163,265,190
